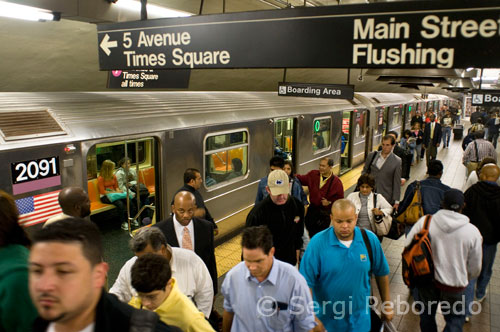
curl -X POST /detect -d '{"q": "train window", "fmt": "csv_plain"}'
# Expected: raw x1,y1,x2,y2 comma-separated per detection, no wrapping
87,141,148,178
204,130,248,189
313,117,331,153
392,106,401,126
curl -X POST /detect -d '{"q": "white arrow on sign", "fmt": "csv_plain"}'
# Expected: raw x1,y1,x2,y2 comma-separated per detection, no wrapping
100,34,118,56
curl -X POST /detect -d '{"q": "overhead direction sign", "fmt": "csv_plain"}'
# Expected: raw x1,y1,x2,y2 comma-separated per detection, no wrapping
97,1,500,70
278,82,354,100
471,89,500,106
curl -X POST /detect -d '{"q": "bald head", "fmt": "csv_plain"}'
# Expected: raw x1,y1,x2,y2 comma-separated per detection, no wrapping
172,191,196,226
479,164,500,182
58,187,91,218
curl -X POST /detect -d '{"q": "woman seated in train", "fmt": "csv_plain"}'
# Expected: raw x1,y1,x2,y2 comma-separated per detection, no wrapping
115,157,150,222
98,159,137,230
226,158,243,180
346,174,393,240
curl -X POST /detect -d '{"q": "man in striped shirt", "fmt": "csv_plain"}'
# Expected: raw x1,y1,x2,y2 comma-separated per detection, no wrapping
463,130,497,173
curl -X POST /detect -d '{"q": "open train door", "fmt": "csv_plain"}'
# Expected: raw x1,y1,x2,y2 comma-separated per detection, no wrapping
273,117,297,168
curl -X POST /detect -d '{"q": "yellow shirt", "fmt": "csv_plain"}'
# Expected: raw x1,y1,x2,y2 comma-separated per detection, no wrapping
129,278,214,332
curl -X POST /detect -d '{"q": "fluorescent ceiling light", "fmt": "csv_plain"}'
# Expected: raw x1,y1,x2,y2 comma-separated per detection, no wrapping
0,0,57,21
114,0,191,17
466,67,474,72
472,76,498,82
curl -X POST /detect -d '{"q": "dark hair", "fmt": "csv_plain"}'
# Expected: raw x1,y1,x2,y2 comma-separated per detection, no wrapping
284,160,295,177
231,158,243,172
427,160,444,176
118,157,131,168
474,130,485,139
382,135,396,145
241,226,273,255
403,129,412,138
32,218,103,266
356,173,376,189
131,253,171,293
321,157,334,167
183,168,200,184
269,156,285,169
0,190,31,247
130,227,167,253
387,131,399,139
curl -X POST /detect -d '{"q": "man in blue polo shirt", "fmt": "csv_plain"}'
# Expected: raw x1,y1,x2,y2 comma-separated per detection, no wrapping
221,226,316,332
300,199,393,332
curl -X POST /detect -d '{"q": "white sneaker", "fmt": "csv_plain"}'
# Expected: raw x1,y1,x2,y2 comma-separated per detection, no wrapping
131,220,140,227
121,222,129,231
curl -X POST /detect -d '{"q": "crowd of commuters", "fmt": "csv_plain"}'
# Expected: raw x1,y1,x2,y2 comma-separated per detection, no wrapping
2,107,500,332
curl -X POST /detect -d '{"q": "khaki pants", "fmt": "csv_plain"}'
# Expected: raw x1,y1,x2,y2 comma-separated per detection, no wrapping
425,143,437,166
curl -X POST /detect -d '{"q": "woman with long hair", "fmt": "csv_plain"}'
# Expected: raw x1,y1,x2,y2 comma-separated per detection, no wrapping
0,190,38,331
98,159,135,230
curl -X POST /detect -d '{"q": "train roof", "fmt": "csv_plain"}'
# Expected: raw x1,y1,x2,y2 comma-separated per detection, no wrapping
0,91,442,151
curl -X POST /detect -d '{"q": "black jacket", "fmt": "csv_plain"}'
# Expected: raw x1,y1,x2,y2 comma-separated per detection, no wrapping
464,181,500,245
154,216,218,294
173,184,216,229
33,291,181,332
246,195,304,266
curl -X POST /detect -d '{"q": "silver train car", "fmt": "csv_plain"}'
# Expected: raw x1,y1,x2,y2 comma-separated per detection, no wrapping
0,91,454,237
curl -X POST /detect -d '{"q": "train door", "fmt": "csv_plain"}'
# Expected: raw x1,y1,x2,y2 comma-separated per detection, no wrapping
351,109,368,168
274,118,297,165
372,107,385,150
390,105,403,138
382,106,390,137
85,137,158,233
402,103,414,132
340,111,353,174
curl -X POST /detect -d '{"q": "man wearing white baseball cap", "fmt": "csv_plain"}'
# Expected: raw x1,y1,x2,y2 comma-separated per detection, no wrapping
246,170,305,266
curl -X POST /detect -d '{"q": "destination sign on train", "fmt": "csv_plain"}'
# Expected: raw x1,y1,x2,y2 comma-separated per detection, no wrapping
278,82,354,100
471,89,500,106
97,1,500,70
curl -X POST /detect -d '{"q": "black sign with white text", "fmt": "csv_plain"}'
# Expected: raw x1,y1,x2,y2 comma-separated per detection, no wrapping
471,89,500,106
11,157,60,185
97,1,500,70
107,69,190,89
278,82,354,100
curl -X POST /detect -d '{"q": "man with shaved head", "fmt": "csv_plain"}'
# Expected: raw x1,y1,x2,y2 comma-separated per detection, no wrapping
464,163,500,309
155,191,217,297
44,187,91,227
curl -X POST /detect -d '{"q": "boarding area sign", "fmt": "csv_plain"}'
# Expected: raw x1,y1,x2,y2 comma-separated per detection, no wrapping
471,89,500,106
97,1,500,70
278,82,354,100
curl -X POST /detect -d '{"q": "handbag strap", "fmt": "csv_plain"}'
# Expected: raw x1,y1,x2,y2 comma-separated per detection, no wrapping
366,152,377,174
415,181,422,203
361,228,373,276
473,140,479,162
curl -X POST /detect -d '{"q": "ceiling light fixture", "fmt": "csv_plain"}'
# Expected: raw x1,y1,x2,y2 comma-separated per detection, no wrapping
466,67,474,72
113,0,192,17
0,0,60,21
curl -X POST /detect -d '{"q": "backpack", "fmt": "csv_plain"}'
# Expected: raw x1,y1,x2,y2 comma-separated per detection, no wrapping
396,181,424,225
401,215,434,288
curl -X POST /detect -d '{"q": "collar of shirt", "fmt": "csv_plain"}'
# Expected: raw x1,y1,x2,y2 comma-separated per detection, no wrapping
483,180,499,186
328,227,363,248
173,215,194,247
244,257,279,286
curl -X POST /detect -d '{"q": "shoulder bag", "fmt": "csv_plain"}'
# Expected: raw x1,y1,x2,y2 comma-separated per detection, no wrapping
396,181,424,225
370,193,392,236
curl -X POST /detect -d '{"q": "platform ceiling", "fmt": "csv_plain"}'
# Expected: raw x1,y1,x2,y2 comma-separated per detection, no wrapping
0,0,483,96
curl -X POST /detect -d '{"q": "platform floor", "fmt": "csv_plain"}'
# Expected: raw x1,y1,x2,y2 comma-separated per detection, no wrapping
214,120,500,332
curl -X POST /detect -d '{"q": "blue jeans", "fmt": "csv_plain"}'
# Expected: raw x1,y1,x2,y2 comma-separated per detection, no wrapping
442,127,452,147
419,286,466,332
465,243,498,316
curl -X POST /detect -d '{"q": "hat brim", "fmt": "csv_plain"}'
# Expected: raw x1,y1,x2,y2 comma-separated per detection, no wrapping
268,187,289,196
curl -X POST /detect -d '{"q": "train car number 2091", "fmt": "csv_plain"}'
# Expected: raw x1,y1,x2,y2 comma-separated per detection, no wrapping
11,157,60,184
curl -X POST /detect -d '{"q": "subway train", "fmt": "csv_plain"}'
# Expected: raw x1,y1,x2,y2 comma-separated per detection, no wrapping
0,91,455,238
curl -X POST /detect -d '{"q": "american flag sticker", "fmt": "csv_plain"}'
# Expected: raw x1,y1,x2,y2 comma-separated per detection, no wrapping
15,190,61,227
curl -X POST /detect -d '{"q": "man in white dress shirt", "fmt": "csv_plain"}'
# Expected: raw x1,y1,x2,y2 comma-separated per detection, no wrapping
109,227,213,318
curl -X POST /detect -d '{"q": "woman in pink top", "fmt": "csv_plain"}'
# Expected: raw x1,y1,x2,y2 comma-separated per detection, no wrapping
98,159,129,230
